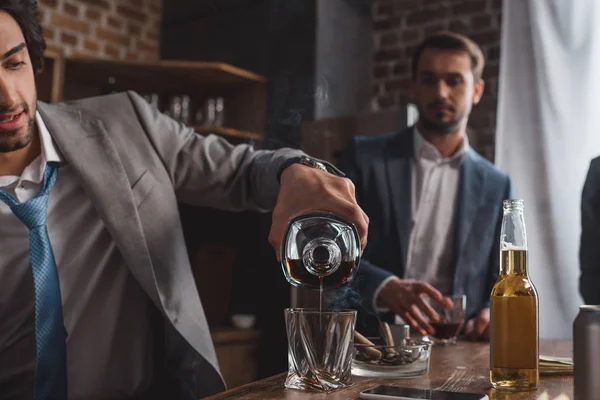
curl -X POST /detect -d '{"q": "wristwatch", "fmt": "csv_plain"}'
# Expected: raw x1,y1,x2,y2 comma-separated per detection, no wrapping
277,155,346,182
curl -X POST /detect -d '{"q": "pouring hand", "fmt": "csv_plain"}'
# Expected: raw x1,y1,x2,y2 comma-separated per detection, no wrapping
269,163,369,260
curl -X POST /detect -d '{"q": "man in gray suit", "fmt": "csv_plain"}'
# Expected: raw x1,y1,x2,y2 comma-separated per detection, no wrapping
0,2,368,399
338,32,511,341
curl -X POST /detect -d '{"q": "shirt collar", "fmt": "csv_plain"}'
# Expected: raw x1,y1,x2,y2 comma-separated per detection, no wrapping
0,111,62,187
413,125,469,163
21,111,62,184
36,110,61,164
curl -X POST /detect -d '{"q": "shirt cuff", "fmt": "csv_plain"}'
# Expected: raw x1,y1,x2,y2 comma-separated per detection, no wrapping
372,275,397,314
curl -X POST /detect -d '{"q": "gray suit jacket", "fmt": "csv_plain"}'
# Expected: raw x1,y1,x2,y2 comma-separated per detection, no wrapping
37,91,303,399
337,128,511,335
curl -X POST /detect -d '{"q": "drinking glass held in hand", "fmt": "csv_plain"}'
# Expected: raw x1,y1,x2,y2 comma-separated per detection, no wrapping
425,295,466,345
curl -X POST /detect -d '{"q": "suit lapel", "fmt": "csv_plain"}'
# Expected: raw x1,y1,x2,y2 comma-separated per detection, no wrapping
453,149,486,292
385,129,414,271
37,102,161,307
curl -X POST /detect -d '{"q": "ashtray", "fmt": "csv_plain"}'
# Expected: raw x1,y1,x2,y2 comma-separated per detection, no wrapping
352,333,432,378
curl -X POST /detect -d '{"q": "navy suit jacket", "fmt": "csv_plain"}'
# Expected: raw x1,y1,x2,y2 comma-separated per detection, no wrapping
337,127,512,331
580,155,600,304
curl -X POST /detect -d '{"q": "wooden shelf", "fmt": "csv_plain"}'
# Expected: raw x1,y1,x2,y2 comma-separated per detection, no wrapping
60,55,265,95
44,52,264,83
194,126,262,142
39,51,268,136
41,52,266,101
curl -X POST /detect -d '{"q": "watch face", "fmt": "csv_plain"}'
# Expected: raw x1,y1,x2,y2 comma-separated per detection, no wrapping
300,156,314,165
311,160,327,171
299,156,339,175
301,157,321,169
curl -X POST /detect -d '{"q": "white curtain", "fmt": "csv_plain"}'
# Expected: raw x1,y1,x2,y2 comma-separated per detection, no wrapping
496,0,600,339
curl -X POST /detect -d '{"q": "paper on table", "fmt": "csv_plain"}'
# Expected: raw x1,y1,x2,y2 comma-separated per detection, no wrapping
539,354,573,375
536,392,570,400
540,355,573,365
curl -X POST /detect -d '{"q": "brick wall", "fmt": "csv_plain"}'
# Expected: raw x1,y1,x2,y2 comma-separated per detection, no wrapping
38,0,161,62
372,0,502,161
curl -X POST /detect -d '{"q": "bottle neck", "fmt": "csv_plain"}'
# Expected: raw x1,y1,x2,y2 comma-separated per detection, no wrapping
303,238,341,277
500,248,528,276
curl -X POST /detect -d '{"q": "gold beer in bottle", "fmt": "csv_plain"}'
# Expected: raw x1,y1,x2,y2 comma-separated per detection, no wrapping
490,199,539,391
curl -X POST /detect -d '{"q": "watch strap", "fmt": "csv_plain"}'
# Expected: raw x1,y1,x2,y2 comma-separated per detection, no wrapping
277,155,346,182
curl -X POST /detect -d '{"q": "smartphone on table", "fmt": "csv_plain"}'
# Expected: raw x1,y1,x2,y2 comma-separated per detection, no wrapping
359,385,489,400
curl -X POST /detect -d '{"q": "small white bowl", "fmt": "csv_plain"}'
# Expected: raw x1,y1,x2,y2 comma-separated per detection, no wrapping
231,314,256,330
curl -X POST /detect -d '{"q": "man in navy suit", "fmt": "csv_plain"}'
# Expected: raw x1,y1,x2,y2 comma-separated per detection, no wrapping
338,32,511,341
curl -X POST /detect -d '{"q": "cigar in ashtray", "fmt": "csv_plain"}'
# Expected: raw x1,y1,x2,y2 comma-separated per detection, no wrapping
378,322,400,362
354,331,382,360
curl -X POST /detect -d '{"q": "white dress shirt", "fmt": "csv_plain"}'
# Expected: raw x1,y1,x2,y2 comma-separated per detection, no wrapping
0,112,153,398
374,127,467,310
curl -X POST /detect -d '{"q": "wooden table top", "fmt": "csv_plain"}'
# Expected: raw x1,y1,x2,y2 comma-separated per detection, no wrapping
204,340,573,400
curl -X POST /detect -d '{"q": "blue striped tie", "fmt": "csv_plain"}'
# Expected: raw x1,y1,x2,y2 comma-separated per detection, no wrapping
0,163,67,399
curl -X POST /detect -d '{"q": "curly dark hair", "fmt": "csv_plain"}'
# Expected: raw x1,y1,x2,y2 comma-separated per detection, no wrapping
0,0,46,74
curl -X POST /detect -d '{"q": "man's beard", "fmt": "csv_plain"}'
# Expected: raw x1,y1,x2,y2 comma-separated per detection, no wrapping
0,102,35,153
418,102,465,136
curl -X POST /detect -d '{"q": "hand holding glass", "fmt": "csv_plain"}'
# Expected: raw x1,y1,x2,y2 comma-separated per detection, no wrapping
426,295,466,345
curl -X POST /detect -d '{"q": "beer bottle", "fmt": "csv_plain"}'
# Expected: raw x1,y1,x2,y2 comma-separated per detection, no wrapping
490,199,539,391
